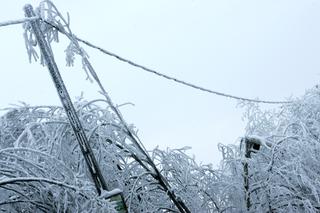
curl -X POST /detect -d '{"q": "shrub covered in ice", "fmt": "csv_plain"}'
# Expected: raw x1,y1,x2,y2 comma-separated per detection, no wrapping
0,99,224,212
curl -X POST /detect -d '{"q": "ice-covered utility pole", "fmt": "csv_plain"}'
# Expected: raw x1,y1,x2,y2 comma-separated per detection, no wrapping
242,137,262,211
23,4,127,212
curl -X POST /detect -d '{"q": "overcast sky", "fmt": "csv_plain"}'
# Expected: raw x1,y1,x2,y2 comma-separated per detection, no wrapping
0,0,319,166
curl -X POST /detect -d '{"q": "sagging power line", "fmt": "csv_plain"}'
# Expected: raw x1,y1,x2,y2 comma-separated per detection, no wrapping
75,37,291,105
0,16,291,105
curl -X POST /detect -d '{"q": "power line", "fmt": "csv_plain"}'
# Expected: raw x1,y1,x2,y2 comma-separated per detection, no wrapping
0,17,38,28
75,36,291,105
0,17,291,104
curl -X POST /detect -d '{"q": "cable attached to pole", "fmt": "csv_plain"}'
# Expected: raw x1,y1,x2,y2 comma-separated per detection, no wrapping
0,17,38,27
75,36,292,105
23,4,127,212
0,14,292,105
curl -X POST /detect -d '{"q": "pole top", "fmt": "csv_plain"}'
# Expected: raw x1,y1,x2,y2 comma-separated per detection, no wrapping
23,4,36,18
23,4,33,11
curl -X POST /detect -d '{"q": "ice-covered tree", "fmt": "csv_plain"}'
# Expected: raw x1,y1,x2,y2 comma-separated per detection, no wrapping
215,87,320,212
0,98,224,212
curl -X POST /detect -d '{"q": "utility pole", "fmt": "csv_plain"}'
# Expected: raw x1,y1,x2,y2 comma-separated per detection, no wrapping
23,4,127,212
242,137,261,212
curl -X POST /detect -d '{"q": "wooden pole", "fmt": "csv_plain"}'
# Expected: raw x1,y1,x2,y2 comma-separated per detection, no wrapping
23,4,127,212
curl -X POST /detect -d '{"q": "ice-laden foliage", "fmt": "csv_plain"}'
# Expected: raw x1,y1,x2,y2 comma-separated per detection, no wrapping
23,0,94,82
0,101,119,212
0,99,226,212
217,87,320,212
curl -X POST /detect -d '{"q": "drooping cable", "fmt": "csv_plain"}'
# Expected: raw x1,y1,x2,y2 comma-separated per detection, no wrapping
0,16,291,104
75,36,292,105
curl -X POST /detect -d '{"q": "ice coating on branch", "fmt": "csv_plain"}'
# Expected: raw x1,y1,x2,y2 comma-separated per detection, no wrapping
0,98,224,212
100,189,122,199
0,100,123,212
23,0,92,80
219,87,320,212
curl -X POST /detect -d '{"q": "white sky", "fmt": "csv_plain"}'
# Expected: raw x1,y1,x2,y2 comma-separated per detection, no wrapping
0,0,319,166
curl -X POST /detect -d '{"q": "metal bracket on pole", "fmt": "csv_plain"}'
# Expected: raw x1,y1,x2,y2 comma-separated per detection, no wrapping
23,4,127,212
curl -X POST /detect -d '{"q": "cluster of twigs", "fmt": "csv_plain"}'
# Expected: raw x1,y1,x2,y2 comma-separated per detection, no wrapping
0,99,224,212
